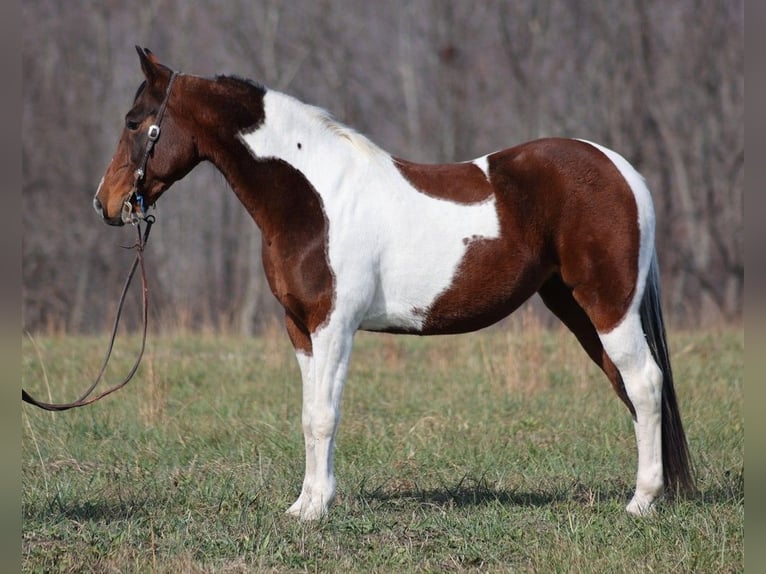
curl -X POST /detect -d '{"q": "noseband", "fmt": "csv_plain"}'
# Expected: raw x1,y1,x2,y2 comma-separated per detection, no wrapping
122,71,179,225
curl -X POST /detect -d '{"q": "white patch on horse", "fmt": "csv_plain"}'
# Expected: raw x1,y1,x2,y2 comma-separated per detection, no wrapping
471,155,491,179
599,310,663,515
240,90,501,333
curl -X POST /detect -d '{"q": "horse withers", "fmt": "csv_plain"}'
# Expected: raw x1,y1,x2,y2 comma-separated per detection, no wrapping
94,47,693,520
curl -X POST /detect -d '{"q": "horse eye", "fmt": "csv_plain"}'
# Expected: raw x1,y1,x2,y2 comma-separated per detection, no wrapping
126,118,139,131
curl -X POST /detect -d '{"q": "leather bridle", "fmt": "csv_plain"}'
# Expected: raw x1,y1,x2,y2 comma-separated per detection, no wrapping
21,73,179,411
122,71,179,224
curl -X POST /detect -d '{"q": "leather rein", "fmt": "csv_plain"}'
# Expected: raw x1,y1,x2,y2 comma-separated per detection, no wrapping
22,219,154,411
22,72,178,412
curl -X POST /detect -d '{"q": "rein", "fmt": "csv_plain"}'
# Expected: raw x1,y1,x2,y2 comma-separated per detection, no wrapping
22,216,155,411
23,72,178,410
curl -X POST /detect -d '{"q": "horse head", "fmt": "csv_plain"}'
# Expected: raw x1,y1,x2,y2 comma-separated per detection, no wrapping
94,47,198,225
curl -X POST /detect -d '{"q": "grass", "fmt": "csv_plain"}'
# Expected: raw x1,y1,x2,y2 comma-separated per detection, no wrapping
22,320,743,572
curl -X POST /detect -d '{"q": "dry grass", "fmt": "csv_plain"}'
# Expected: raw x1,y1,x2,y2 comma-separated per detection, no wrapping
138,351,170,427
22,325,743,573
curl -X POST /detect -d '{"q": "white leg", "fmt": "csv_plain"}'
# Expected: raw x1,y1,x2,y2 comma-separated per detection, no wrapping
286,351,317,517
288,323,355,520
599,313,664,516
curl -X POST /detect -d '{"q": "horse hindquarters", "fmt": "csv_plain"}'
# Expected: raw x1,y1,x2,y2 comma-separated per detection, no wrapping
538,140,692,513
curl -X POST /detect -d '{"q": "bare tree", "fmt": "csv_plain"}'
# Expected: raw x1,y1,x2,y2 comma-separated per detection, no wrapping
21,0,743,333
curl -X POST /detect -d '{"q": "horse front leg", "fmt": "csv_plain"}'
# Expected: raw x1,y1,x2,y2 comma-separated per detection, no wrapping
284,314,317,517
286,348,317,518
284,314,355,520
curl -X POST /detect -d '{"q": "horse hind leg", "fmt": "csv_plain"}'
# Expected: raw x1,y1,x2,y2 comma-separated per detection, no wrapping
600,257,693,513
539,274,665,515
538,275,632,412
599,310,665,515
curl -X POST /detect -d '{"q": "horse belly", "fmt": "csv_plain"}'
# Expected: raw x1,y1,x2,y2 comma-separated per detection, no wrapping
358,254,538,335
357,233,529,335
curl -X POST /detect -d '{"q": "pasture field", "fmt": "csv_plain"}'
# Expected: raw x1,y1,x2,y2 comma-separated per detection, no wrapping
22,321,743,572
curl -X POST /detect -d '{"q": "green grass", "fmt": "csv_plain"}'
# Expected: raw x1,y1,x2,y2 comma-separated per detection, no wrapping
22,324,743,572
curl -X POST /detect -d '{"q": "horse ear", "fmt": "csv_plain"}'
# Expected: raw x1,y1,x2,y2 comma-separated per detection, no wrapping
136,46,162,84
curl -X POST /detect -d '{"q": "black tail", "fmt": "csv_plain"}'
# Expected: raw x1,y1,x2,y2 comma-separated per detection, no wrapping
639,253,695,496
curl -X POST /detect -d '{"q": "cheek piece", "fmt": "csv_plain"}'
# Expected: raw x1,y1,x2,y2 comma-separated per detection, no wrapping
122,71,179,225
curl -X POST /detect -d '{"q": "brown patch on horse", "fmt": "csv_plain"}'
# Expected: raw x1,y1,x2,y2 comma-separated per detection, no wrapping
99,66,336,339
393,152,550,334
184,80,336,337
538,274,635,415
394,159,494,203
420,229,550,334
420,138,639,336
173,75,336,337
493,139,639,333
252,158,335,336
285,311,313,355
188,79,335,335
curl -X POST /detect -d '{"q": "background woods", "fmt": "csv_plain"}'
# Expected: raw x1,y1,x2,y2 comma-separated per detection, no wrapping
22,0,743,334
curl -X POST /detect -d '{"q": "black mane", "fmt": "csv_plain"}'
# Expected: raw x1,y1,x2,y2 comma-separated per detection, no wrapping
214,74,267,94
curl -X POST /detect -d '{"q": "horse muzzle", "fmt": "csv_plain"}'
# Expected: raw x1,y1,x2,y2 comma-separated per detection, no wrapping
93,195,127,226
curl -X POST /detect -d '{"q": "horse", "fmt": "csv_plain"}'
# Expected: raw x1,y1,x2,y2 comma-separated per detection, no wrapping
93,47,693,520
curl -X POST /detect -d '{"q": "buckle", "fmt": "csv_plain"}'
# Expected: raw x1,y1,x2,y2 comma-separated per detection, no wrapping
147,125,160,141
121,189,139,225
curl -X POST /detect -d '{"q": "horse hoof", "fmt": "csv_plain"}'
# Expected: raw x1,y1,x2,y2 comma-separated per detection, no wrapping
626,496,658,517
286,495,327,521
286,495,306,517
286,503,325,521
299,505,326,521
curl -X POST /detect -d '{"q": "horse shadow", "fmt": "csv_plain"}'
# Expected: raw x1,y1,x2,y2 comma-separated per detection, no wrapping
364,485,565,509
25,468,742,522
354,468,744,511
355,474,578,510
24,494,155,523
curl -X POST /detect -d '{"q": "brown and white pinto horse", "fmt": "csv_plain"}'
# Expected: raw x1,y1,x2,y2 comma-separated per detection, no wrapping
94,48,693,520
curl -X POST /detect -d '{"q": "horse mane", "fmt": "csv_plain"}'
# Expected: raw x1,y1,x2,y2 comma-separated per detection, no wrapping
213,73,385,159
313,108,384,158
215,74,266,91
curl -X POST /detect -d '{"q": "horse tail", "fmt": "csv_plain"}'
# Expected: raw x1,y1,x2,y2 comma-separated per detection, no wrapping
639,251,695,496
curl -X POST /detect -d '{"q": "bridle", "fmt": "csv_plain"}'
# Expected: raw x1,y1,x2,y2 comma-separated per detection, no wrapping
21,72,179,411
121,71,179,225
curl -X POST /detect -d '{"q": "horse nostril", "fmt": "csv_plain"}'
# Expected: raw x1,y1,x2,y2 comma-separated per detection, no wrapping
93,196,104,216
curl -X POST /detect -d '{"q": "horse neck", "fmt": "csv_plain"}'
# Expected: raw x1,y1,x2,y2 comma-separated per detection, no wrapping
189,81,374,235
197,84,384,232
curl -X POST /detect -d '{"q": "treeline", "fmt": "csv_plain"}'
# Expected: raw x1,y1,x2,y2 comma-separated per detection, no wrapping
22,0,743,333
